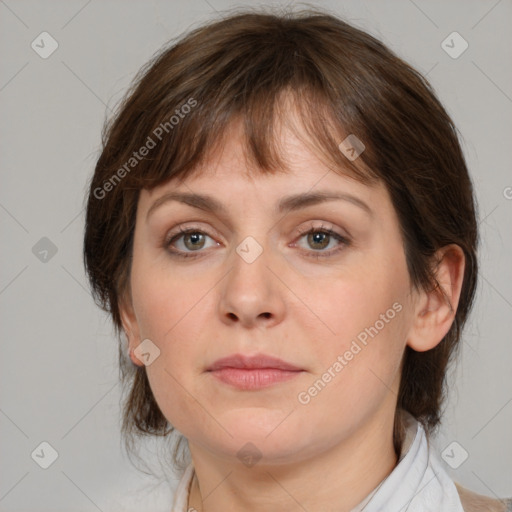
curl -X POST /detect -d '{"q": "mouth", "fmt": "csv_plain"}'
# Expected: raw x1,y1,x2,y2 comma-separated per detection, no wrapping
209,367,303,390
206,353,304,390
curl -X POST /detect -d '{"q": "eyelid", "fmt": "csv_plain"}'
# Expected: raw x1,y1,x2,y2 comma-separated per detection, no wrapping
163,221,351,259
295,221,340,237
163,224,221,254
163,223,218,245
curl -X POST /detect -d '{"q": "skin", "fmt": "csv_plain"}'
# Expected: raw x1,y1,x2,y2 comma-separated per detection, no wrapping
120,113,465,512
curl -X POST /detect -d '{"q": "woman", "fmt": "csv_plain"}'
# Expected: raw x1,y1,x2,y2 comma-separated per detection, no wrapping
83,8,511,511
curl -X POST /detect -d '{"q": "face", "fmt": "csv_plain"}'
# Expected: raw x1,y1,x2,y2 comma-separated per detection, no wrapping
122,117,420,466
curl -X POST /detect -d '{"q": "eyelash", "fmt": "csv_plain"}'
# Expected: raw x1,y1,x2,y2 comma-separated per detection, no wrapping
163,223,351,260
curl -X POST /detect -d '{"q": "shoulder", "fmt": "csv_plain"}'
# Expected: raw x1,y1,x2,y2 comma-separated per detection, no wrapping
455,483,512,512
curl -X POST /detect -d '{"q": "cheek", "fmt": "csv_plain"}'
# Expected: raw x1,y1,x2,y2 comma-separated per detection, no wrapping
129,258,211,406
307,274,406,346
295,295,407,434
130,253,208,341
299,262,409,398
133,276,209,435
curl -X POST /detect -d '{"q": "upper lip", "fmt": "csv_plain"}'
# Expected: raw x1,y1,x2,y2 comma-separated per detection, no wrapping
207,354,303,371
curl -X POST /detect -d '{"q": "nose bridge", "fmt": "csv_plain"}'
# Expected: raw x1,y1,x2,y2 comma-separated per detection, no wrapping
218,231,285,327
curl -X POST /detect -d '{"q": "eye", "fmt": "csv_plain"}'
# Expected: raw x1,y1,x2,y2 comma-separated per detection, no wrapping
163,223,350,260
165,226,218,258
294,224,350,258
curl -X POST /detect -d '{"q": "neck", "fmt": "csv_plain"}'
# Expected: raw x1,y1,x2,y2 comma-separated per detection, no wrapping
187,407,399,512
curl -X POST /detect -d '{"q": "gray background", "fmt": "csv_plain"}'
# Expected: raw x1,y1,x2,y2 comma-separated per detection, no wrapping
1,0,511,510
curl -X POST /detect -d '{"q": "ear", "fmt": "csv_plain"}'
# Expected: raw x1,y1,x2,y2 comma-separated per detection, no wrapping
119,292,145,367
407,244,465,352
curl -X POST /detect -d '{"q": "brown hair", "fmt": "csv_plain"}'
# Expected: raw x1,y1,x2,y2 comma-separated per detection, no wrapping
83,7,478,472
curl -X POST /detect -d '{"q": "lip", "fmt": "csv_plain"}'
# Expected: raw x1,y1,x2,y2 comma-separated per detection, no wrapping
207,354,304,390
207,353,303,371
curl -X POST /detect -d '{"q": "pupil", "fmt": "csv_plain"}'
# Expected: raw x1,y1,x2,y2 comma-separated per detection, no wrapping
186,233,204,250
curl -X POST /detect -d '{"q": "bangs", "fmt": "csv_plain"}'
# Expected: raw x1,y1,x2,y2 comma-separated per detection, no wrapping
176,86,381,187
104,18,383,193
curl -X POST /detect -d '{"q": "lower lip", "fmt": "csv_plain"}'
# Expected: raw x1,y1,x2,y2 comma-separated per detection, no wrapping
208,368,303,390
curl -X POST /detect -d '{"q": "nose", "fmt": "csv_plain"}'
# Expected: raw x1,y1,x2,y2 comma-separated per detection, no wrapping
218,241,286,329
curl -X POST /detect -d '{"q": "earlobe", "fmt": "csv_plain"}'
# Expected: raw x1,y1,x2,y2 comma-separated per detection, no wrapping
128,347,144,367
407,244,465,352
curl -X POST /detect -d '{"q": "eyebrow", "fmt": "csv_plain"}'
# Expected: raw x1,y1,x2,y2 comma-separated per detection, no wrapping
146,190,373,221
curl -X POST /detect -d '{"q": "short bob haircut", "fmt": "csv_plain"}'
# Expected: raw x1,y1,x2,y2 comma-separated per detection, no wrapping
83,8,478,470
